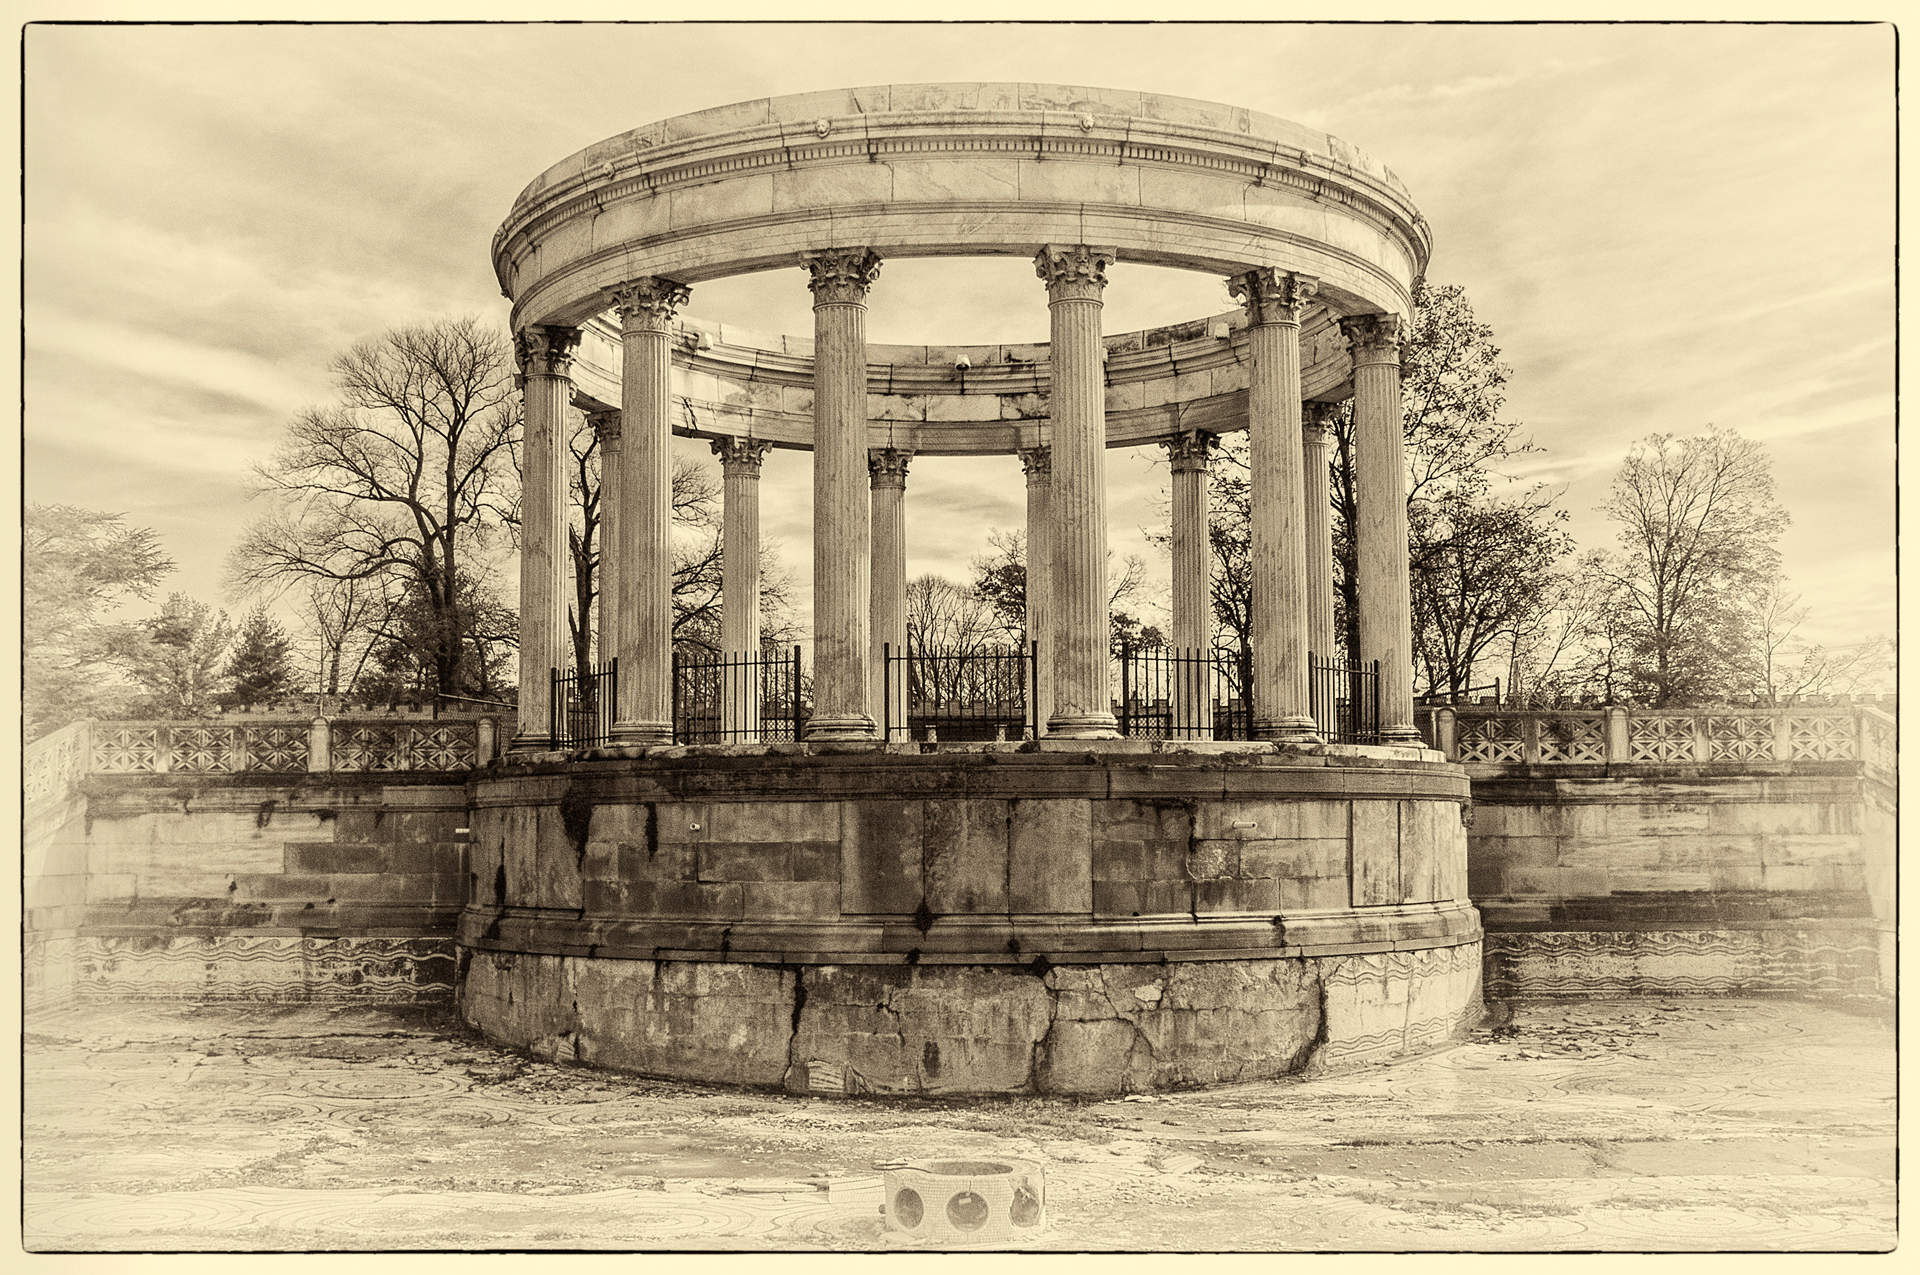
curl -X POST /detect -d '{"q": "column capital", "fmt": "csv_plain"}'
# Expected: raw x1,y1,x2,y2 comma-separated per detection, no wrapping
1034,244,1117,301
711,435,773,476
610,278,691,335
1339,313,1408,366
514,325,581,378
586,409,622,448
868,447,912,489
1017,444,1052,482
1302,399,1343,441
803,248,882,305
1164,430,1214,473
1227,268,1319,326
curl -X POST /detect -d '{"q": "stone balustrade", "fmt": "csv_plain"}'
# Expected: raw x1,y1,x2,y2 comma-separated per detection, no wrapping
1421,704,1893,777
74,716,500,777
24,720,91,812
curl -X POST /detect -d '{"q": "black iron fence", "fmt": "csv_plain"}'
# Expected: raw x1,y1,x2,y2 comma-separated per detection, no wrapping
884,642,1036,741
672,645,807,743
1115,645,1255,740
551,658,618,748
1310,653,1380,744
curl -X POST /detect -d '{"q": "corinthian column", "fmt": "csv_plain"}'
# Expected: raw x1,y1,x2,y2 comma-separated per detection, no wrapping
803,248,882,741
511,324,581,751
1166,430,1214,736
713,435,772,737
868,448,911,741
1302,400,1340,663
1017,445,1053,737
1341,313,1420,742
587,410,622,671
1035,244,1119,739
609,277,690,744
1229,267,1320,742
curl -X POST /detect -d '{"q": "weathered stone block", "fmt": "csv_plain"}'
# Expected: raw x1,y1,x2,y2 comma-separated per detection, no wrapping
1093,880,1143,917
790,841,841,883
708,800,840,844
1275,873,1350,911
1007,799,1093,914
1242,837,1347,881
742,880,840,921
285,842,384,874
1193,875,1278,914
619,836,696,884
655,802,712,843
1350,800,1400,906
841,800,924,915
1186,839,1239,880
924,799,1008,913
697,841,790,883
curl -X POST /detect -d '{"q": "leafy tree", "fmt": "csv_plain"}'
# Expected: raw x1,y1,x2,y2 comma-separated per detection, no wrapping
1409,490,1572,699
231,315,518,698
1733,572,1891,702
104,593,234,716
298,575,401,699
24,504,174,736
358,571,518,703
221,609,297,707
1594,426,1788,705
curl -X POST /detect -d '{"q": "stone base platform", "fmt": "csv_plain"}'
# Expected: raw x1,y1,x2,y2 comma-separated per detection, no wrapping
458,743,1483,1095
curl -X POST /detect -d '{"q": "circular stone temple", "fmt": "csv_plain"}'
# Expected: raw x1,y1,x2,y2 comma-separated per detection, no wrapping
465,83,1481,1096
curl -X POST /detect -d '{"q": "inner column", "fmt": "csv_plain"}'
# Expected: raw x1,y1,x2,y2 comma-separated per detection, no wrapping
714,436,771,738
1342,313,1421,743
1035,244,1120,739
868,448,910,741
1302,400,1340,664
803,248,882,741
510,324,580,751
1166,430,1213,737
588,410,622,680
1017,444,1053,738
1230,267,1320,742
610,278,690,745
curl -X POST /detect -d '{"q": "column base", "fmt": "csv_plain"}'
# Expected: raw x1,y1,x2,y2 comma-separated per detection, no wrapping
804,714,877,741
1046,712,1120,739
1255,715,1322,743
507,732,555,754
1379,725,1425,744
610,721,673,745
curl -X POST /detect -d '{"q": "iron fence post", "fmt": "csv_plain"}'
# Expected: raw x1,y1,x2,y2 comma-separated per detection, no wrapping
883,641,892,742
549,667,559,746
792,645,802,741
1031,640,1040,739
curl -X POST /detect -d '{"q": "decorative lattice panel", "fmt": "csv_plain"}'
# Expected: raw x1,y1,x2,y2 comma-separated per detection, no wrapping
240,725,310,772
1455,715,1523,763
170,725,236,772
92,725,160,773
1861,714,1895,779
1785,714,1856,762
25,726,85,806
1705,715,1774,762
405,724,477,770
1628,715,1695,763
334,725,405,771
1537,715,1606,763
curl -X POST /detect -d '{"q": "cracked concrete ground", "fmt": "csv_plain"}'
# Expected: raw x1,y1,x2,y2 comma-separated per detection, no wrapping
22,996,1894,1251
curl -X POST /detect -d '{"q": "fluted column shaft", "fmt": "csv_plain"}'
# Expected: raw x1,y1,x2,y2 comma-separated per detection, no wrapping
1036,244,1119,738
1167,431,1213,736
869,449,910,740
1231,268,1319,741
1343,314,1420,742
714,437,771,736
804,249,882,740
1302,402,1339,662
609,279,689,744
1018,446,1054,737
512,325,581,750
589,412,623,670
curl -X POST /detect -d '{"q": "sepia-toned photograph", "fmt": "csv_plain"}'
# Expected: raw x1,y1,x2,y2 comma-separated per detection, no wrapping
20,18,1896,1253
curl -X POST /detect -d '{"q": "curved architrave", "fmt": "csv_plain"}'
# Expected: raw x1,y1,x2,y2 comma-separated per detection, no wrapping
497,83,1430,337
562,308,1357,456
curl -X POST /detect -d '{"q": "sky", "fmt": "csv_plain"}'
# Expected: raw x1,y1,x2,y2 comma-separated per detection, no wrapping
22,21,1896,659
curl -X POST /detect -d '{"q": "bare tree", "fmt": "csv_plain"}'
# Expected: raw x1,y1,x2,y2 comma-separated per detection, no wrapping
1595,426,1788,705
230,316,518,697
